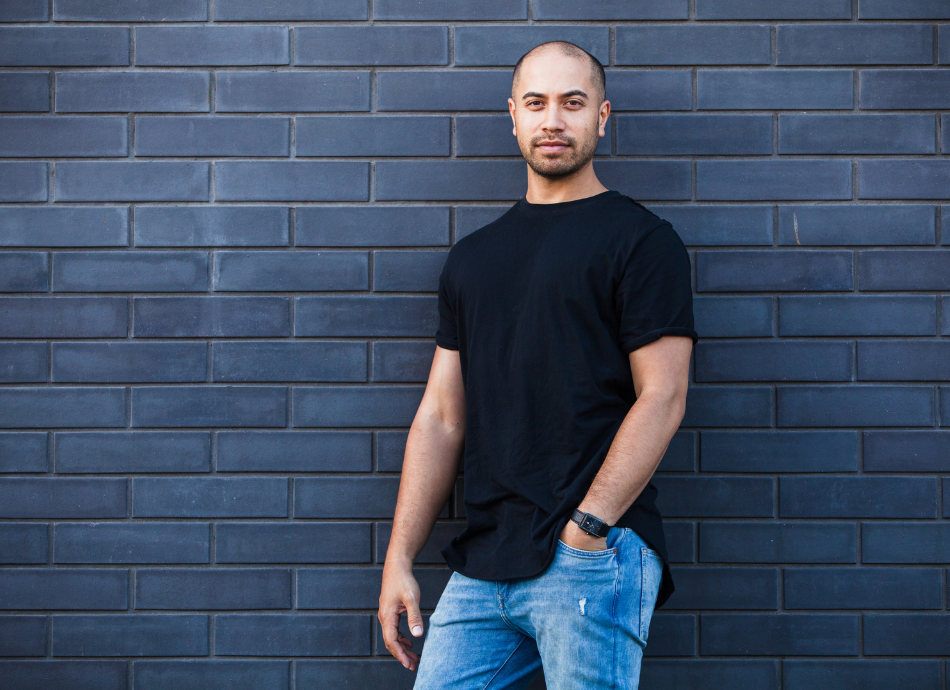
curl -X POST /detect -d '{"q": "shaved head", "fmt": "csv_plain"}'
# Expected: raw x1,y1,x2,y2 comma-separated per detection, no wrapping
512,41,606,103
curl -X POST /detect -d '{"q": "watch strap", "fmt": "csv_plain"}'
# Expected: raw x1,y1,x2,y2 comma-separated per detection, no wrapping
571,509,611,538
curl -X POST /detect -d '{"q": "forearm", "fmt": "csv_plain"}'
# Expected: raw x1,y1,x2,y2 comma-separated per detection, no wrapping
384,409,465,569
578,390,686,525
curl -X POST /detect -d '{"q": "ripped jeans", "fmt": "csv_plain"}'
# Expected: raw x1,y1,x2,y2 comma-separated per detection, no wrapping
412,527,664,690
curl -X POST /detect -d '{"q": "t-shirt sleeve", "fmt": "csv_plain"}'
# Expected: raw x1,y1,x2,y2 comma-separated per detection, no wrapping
435,262,460,350
617,222,699,354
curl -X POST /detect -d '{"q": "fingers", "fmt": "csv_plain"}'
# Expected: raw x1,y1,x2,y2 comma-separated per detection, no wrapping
405,597,425,638
379,610,421,670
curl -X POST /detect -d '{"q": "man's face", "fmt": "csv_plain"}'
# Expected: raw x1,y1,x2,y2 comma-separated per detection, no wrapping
509,50,608,180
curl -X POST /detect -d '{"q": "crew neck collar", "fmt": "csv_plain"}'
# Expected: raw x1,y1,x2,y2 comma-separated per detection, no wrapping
516,189,619,216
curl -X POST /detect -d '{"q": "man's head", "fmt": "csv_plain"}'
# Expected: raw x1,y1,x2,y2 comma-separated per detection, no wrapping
509,41,609,180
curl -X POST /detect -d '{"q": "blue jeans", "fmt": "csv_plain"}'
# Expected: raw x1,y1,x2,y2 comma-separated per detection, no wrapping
413,527,664,690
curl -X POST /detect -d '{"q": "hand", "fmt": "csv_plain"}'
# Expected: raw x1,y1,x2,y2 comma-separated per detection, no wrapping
558,519,609,552
378,562,425,671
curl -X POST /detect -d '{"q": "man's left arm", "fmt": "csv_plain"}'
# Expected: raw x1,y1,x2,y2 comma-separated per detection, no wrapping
559,334,694,550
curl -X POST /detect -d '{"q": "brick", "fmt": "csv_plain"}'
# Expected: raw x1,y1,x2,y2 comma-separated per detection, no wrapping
697,250,853,291
701,615,858,655
374,0,526,19
0,116,126,157
780,114,935,155
784,661,941,690
617,114,771,156
295,477,400,518
0,388,126,428
785,568,941,610
133,297,289,338
595,161,693,201
298,568,450,609
777,385,934,427
52,615,208,657
0,570,128,610
682,385,773,427
216,162,367,202
1,207,127,247
663,521,695,562
859,341,950,380
865,615,950,655
641,660,777,690
0,27,128,66
0,617,46,657
455,27,608,66
373,250,447,292
136,26,288,66
295,296,437,337
649,206,771,247
376,522,464,563
213,342,366,383
133,661,290,690
698,161,852,201
778,296,936,337
133,477,288,517
0,524,47,564
214,614,368,656
214,250,367,291
700,430,858,472
664,568,777,609
56,71,210,113
0,0,48,20
653,477,774,518
135,569,291,610
53,0,208,20
0,252,47,292
944,477,950,515
293,386,424,428
55,523,209,564
215,0,366,19
216,71,369,112
52,251,208,292
699,69,854,110
606,71,693,111
0,343,45,383
695,341,852,382
56,162,209,202
298,116,448,157
0,296,127,338
655,432,696,473
299,661,416,690
0,477,126,518
377,71,509,112
0,72,49,112
51,343,203,384
55,431,209,473
697,0,850,18
0,162,46,202
862,0,950,17
778,24,932,66
297,26,447,66
296,206,449,247
456,206,510,240
134,206,288,247
861,161,950,200
779,476,937,518
644,614,695,656
0,661,126,690
617,26,771,65
535,0,686,19
132,386,287,428
217,523,371,564
864,523,950,564
217,430,370,472
700,523,855,564
861,70,950,109
864,431,950,471
456,115,610,157
377,430,409,471
135,116,288,157
0,432,47,472
373,341,435,382
778,205,935,246
378,160,523,201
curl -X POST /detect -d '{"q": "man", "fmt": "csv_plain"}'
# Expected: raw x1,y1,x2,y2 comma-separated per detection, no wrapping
378,40,698,689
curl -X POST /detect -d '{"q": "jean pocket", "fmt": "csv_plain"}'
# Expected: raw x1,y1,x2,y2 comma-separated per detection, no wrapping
556,539,617,559
638,547,664,640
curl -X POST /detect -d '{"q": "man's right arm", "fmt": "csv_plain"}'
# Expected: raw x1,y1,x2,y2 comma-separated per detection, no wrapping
378,345,466,671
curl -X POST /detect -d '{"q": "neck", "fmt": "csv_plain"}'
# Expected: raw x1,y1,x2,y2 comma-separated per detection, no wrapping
524,159,608,205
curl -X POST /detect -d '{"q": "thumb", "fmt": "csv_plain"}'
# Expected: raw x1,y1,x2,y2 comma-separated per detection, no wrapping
406,599,424,637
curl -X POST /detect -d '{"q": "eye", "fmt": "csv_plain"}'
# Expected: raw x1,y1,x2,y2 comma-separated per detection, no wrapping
566,99,584,107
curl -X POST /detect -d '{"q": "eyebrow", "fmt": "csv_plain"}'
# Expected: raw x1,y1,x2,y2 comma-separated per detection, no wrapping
521,89,589,100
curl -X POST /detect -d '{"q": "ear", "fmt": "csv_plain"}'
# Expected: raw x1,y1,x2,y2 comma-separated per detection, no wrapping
598,100,611,138
508,98,517,136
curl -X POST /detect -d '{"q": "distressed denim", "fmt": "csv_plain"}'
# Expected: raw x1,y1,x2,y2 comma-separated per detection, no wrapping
413,526,664,690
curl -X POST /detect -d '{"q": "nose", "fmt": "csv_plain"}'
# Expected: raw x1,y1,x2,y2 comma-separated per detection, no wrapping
540,103,566,134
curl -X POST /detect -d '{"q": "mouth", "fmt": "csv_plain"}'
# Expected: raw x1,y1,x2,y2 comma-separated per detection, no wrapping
535,141,570,153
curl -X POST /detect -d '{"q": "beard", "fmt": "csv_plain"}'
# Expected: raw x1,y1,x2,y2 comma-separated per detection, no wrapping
518,130,599,180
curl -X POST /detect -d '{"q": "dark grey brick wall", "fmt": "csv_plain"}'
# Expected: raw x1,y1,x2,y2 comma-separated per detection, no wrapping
0,1,949,689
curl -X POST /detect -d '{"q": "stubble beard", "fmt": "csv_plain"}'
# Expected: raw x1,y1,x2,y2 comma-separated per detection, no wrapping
519,130,599,180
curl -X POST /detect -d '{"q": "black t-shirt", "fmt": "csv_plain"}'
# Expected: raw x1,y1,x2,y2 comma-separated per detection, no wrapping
435,189,698,608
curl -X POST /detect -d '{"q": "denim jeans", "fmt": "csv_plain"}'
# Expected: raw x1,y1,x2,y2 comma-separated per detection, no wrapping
413,526,664,690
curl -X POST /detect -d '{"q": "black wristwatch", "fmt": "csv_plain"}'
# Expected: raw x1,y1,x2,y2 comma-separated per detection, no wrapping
571,509,611,538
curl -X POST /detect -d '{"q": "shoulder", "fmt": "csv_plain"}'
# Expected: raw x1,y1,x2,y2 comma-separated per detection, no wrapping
601,192,683,248
444,202,518,270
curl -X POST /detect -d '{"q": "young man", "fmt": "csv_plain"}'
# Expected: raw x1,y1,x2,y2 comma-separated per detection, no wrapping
378,41,698,689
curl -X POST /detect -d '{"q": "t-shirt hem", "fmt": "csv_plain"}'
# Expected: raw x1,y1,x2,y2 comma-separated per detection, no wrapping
622,327,699,354
435,334,459,350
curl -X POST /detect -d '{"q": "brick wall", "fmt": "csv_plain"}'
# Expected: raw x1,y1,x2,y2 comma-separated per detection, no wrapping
1,1,949,688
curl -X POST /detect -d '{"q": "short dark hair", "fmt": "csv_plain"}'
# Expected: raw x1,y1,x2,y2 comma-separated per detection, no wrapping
511,41,606,103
